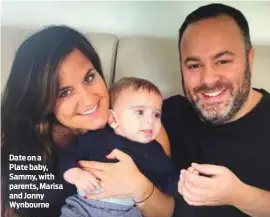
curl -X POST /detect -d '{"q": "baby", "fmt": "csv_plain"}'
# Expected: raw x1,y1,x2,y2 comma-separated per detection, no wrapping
59,77,178,217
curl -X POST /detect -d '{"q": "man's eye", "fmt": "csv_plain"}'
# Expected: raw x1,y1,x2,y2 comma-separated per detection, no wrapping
59,90,71,98
85,73,95,83
136,110,144,115
218,60,231,65
154,112,161,119
188,64,200,69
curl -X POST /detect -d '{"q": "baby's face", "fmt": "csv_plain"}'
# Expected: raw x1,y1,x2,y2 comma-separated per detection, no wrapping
112,89,163,143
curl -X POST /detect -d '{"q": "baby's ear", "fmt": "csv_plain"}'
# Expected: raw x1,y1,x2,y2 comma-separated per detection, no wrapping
108,109,118,129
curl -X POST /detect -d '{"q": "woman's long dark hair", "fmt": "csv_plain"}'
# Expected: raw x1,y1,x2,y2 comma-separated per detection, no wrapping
1,25,105,213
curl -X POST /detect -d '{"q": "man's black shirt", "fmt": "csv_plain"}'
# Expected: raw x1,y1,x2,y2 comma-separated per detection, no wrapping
162,89,270,217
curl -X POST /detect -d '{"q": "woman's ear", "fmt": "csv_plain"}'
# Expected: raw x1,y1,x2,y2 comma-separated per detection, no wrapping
108,109,118,129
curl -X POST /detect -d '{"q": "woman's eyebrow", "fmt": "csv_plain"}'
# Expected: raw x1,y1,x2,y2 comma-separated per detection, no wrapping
58,86,71,92
59,68,96,91
84,67,95,76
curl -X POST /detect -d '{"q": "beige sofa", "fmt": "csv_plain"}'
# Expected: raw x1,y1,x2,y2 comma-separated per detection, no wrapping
1,26,270,98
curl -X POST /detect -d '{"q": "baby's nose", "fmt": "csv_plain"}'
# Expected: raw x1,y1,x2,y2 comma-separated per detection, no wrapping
145,116,154,124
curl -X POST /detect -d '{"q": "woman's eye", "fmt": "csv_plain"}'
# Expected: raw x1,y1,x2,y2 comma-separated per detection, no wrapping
59,89,71,98
85,73,95,83
136,110,144,115
154,112,161,119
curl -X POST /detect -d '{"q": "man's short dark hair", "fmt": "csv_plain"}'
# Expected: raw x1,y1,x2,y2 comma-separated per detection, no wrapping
178,3,252,54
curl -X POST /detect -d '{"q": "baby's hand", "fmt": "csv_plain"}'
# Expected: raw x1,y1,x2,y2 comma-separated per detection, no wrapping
74,170,101,195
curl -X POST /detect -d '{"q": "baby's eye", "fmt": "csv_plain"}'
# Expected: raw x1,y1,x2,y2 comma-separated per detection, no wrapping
136,110,144,115
154,112,161,119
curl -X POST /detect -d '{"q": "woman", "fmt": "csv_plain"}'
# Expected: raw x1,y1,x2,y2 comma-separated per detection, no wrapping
1,26,174,217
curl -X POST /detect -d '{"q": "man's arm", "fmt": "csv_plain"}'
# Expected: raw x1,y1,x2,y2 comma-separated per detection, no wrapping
233,184,270,217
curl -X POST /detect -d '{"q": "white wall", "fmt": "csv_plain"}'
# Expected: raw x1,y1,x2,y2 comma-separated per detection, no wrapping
1,1,270,45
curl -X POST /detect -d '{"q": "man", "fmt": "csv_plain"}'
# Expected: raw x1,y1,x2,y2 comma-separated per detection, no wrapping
162,3,270,217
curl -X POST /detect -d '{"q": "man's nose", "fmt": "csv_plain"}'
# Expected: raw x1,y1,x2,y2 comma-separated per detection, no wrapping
200,64,219,85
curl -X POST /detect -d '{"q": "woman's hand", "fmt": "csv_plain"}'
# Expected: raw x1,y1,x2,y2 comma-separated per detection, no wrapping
78,149,153,201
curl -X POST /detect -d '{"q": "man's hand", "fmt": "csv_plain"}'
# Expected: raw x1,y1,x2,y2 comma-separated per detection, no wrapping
178,163,244,206
179,163,270,217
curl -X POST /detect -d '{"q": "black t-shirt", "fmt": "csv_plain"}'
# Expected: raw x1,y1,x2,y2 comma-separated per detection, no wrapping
162,89,270,217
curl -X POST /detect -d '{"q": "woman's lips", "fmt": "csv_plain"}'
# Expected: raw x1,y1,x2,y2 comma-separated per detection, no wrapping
78,104,98,116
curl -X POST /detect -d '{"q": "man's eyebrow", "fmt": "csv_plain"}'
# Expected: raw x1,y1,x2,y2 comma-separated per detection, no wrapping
184,56,200,65
212,50,235,59
183,51,235,64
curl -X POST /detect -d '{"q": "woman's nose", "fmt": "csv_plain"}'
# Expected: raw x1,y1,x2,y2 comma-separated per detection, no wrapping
78,86,93,106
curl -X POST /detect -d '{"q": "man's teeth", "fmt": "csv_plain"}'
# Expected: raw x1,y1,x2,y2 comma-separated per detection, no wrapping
80,105,97,115
204,90,223,97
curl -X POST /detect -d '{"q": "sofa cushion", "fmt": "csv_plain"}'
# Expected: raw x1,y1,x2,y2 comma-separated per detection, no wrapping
1,26,118,92
1,27,33,92
252,46,270,92
114,36,183,98
84,33,118,86
114,36,270,98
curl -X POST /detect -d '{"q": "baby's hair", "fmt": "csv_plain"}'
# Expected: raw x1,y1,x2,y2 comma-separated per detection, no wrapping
109,77,162,109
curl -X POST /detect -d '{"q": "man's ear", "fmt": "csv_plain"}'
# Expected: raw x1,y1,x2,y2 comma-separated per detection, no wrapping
108,109,118,129
248,47,255,74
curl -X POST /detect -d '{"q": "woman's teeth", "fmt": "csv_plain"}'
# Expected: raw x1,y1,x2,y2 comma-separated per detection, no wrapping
80,105,97,115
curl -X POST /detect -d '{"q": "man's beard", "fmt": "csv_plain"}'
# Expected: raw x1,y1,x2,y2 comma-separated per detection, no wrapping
183,62,251,125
